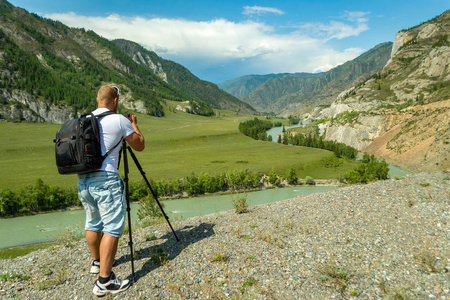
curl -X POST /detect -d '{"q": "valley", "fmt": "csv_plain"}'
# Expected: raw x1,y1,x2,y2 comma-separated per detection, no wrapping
0,102,359,191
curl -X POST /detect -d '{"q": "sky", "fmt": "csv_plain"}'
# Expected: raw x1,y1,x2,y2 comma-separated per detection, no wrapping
7,0,450,84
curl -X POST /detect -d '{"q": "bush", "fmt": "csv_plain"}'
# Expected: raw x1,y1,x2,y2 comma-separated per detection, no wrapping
344,154,389,184
0,179,79,217
0,188,17,216
268,170,281,186
137,195,164,220
305,176,316,185
231,193,248,214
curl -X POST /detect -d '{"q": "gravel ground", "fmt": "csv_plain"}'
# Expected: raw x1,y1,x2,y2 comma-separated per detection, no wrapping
1,171,449,299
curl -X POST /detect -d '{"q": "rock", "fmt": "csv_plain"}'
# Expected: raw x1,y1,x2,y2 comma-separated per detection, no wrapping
0,89,75,123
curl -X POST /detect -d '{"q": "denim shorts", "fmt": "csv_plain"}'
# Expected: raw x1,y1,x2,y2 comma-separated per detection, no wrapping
78,171,126,238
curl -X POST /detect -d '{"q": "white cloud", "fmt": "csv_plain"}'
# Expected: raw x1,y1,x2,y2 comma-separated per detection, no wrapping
299,11,370,40
243,6,285,16
342,11,370,23
301,20,369,40
45,12,365,81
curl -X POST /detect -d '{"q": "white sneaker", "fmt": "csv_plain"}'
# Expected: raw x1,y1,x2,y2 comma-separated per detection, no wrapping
90,259,117,274
92,272,130,296
90,260,100,274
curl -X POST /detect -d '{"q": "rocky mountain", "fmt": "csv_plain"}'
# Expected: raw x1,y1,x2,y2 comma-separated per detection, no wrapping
0,0,253,123
113,39,256,115
239,73,322,113
315,11,450,171
219,72,319,98
221,43,392,116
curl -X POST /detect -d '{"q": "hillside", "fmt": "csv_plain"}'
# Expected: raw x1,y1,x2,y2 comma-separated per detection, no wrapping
219,72,320,98
113,39,256,115
221,43,392,116
314,11,450,171
238,73,322,112
0,0,252,123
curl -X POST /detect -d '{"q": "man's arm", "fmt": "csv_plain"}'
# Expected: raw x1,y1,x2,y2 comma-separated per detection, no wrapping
124,113,145,151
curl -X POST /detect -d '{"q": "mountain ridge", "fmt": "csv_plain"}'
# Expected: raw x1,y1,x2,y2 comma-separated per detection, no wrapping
219,72,321,98
113,39,256,115
0,0,254,123
220,42,393,116
315,10,450,171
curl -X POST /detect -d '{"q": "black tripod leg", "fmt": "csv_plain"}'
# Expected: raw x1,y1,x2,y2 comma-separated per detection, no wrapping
122,141,135,281
126,145,180,242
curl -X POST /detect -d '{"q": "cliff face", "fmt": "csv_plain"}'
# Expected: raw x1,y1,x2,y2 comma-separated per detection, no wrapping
0,90,74,123
317,11,450,171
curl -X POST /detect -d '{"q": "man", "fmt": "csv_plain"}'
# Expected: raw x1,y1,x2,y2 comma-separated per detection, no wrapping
77,85,145,296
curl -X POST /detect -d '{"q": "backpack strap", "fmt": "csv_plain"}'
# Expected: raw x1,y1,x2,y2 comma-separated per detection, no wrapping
95,110,116,119
105,137,123,158
93,111,123,159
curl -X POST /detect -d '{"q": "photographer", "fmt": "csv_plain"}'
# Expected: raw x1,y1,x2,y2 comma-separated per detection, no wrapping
77,85,144,296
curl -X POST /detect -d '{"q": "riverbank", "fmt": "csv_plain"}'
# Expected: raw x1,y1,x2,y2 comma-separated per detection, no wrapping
1,171,448,299
0,176,341,219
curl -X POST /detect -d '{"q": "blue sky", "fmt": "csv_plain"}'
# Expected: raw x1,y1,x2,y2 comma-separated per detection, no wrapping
8,0,449,83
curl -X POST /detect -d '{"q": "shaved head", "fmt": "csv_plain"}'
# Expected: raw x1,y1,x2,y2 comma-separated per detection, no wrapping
97,86,118,105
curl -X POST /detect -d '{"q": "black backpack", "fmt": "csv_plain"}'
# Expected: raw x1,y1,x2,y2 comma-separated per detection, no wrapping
54,111,121,175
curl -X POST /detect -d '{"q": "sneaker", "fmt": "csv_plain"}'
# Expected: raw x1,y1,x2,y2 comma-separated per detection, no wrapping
92,272,130,296
90,259,117,274
90,260,100,274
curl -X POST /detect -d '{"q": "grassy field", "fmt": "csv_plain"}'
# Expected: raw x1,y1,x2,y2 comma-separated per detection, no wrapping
0,103,358,191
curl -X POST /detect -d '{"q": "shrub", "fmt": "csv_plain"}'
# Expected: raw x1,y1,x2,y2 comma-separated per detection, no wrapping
305,176,315,185
344,154,389,184
0,188,17,216
231,193,249,214
0,179,79,217
268,170,281,186
137,195,164,220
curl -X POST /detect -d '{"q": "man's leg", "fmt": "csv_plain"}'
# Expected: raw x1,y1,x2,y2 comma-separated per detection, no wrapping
85,230,102,260
93,232,130,296
99,233,119,278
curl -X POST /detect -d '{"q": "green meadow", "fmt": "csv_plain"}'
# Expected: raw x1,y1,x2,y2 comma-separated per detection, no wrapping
0,103,358,191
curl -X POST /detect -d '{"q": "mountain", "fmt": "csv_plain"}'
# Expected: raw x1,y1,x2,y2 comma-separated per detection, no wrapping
315,10,450,171
223,43,392,115
112,39,256,115
278,42,393,116
219,73,319,98
239,73,323,112
0,0,253,123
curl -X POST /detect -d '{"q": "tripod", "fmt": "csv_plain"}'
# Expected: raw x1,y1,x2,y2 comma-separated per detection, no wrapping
121,140,180,281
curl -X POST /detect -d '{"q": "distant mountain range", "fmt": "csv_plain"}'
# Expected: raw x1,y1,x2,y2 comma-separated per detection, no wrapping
0,0,254,123
218,72,322,98
220,42,393,116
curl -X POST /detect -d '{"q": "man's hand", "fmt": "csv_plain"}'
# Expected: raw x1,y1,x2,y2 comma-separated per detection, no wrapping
124,113,145,151
125,113,137,124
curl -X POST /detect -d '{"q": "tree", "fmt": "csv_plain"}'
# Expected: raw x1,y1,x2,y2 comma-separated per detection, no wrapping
285,166,298,185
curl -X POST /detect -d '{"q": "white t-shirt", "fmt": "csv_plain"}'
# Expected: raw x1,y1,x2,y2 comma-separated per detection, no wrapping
92,108,135,173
